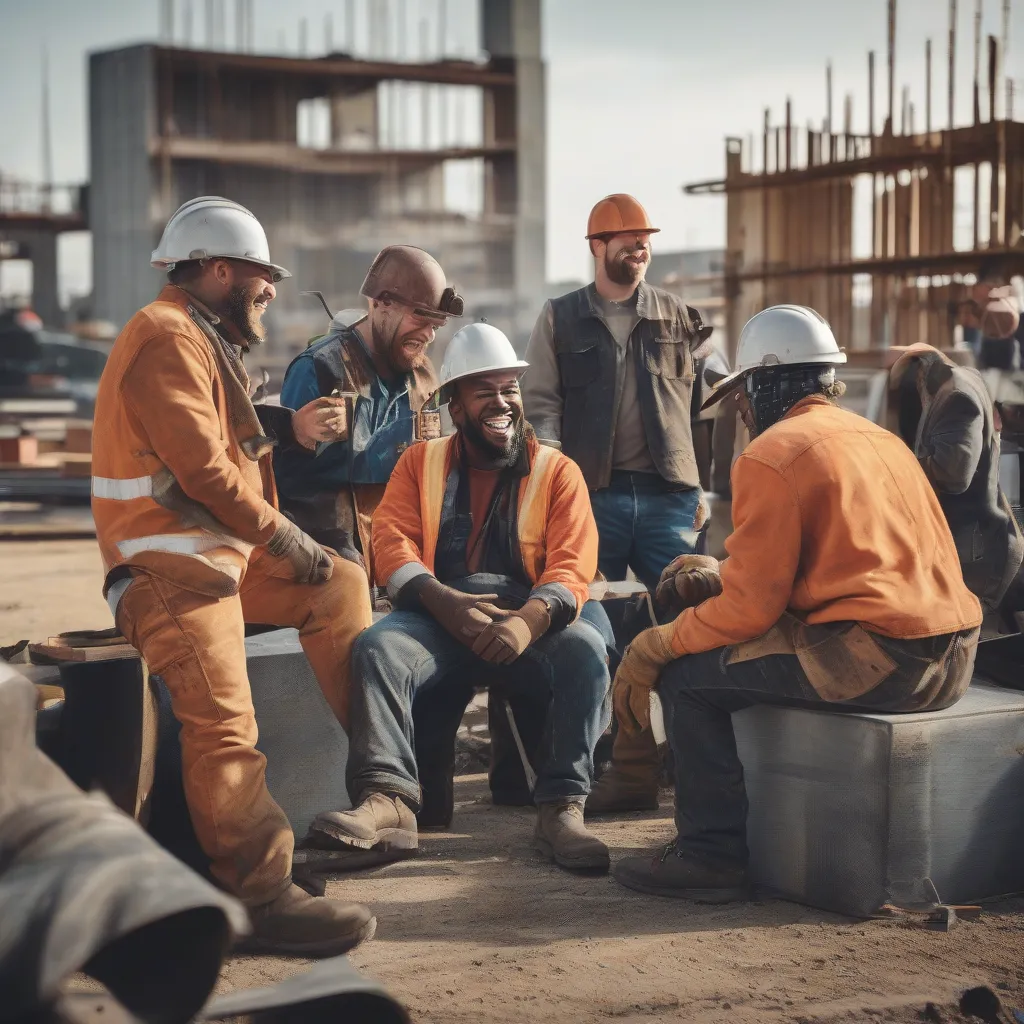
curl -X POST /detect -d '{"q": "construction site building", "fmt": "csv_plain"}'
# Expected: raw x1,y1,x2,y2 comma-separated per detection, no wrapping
685,3,1024,365
88,0,545,374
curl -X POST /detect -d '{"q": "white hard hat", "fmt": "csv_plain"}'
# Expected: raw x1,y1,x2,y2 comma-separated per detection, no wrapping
702,304,845,410
151,196,291,281
437,322,529,400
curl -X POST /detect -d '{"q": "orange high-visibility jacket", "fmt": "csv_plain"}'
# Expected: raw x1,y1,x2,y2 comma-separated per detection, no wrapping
92,286,285,596
371,433,598,615
672,396,983,657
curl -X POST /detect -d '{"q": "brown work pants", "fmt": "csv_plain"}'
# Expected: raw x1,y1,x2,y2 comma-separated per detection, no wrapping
116,551,371,905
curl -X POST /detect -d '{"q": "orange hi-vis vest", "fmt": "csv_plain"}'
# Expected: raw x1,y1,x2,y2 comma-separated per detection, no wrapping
371,433,599,616
91,287,283,597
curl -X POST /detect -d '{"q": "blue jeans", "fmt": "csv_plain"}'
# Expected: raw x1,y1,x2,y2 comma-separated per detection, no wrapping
347,605,612,808
589,471,702,594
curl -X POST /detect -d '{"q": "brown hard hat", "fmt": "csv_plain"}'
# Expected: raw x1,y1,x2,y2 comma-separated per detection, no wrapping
586,194,660,240
360,245,464,320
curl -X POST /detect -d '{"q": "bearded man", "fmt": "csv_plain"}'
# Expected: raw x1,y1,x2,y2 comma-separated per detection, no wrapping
521,194,715,815
91,197,375,957
306,323,613,872
275,247,462,577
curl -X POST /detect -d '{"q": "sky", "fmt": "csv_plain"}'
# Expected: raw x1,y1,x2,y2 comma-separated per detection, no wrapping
0,0,1018,303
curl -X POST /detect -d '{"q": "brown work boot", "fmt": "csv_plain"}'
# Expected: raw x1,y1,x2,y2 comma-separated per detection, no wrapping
613,842,750,903
240,883,377,957
307,792,418,851
586,726,661,815
535,799,610,872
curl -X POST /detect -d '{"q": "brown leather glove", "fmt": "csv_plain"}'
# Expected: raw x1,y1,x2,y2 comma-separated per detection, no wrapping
292,396,350,450
612,622,678,735
412,577,500,646
654,554,722,619
470,598,552,665
267,519,334,585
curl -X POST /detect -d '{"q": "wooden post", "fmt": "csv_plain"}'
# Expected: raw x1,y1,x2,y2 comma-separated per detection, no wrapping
949,0,958,129
764,107,771,173
988,34,998,122
926,38,932,132
826,61,833,135
902,85,910,134
974,0,982,125
785,97,792,171
888,0,897,134
869,50,876,138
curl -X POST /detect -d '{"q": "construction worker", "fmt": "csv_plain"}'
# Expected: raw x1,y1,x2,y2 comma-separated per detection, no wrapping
885,342,1023,624
522,193,715,815
307,323,614,871
611,305,982,901
91,197,375,956
274,247,463,574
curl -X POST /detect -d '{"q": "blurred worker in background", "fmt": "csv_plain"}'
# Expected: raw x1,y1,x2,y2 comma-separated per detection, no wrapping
90,197,375,957
308,324,614,873
885,342,1023,628
612,305,982,902
957,259,1021,370
522,193,715,815
275,247,463,580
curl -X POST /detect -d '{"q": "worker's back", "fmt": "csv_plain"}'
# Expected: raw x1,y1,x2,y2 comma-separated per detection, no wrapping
743,396,982,639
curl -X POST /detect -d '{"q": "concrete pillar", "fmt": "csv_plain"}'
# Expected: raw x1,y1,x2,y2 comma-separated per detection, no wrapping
2,228,62,327
482,0,546,349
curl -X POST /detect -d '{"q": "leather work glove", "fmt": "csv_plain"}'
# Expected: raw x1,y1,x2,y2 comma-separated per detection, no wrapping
267,519,335,585
613,622,679,736
307,527,365,572
470,598,552,665
412,577,501,647
654,554,722,620
292,396,349,450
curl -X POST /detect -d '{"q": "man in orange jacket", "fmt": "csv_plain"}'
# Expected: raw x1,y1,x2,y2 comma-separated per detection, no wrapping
610,305,983,901
91,197,374,956
306,323,614,871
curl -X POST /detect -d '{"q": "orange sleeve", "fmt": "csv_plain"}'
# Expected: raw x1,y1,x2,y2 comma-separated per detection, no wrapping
672,453,801,656
121,329,283,545
370,442,430,589
534,456,598,616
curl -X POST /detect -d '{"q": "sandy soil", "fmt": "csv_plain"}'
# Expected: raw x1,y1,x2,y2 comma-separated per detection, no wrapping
6,539,1024,1023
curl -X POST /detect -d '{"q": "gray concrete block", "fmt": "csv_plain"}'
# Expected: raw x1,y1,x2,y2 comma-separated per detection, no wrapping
246,630,350,837
735,682,1024,917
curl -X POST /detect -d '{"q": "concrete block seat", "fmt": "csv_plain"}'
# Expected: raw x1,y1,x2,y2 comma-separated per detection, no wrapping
734,681,1024,918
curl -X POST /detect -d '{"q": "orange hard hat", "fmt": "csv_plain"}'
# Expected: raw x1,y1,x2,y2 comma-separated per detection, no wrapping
585,194,660,240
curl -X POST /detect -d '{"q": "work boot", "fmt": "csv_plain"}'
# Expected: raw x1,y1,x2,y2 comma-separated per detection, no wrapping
613,842,750,903
308,792,418,851
240,883,377,957
535,799,610,872
586,725,661,815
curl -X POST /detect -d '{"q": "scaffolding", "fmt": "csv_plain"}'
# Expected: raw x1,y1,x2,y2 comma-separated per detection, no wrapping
685,0,1024,363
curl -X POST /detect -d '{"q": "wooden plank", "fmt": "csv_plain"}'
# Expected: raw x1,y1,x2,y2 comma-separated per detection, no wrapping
29,638,140,663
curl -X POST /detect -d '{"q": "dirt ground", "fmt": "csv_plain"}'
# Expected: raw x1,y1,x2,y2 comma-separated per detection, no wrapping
4,538,1024,1024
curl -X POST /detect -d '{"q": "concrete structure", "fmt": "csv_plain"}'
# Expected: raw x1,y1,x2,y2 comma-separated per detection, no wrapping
0,178,86,328
89,0,546,376
647,248,726,337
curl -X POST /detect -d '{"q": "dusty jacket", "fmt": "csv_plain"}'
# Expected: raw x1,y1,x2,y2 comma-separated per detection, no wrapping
372,433,598,616
92,285,284,596
673,397,982,662
888,345,1023,612
522,282,714,490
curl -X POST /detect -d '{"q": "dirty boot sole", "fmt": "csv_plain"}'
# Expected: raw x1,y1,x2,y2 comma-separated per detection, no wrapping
612,864,749,903
535,835,610,873
307,819,418,853
234,915,377,958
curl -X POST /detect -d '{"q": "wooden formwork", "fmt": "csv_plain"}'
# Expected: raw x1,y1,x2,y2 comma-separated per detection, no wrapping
686,3,1024,365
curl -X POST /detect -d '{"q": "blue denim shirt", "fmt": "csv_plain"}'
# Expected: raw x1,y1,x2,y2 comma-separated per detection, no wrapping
274,331,417,496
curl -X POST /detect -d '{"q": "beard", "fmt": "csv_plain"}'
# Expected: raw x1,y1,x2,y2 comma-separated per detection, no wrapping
224,282,267,347
605,248,649,287
371,315,425,378
461,411,525,468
